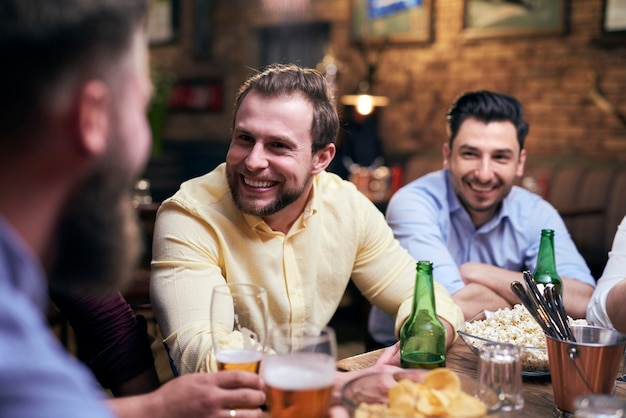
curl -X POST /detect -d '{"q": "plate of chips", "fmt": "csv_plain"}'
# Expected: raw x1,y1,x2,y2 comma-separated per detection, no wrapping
341,368,500,417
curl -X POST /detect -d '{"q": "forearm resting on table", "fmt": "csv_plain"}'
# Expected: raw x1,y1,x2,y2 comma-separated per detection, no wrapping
561,276,594,319
605,278,626,334
457,263,593,319
452,283,512,320
459,263,523,307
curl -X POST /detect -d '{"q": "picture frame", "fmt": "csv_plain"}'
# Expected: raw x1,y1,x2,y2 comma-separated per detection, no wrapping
168,79,224,113
147,0,180,46
462,0,566,41
602,0,626,36
351,0,433,44
193,0,212,57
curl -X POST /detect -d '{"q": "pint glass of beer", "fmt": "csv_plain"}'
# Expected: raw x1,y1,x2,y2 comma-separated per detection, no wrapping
263,324,337,418
210,283,268,373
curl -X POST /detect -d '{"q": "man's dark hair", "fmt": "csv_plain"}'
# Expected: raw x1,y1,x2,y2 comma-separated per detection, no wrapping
0,0,147,146
233,63,340,153
446,90,529,150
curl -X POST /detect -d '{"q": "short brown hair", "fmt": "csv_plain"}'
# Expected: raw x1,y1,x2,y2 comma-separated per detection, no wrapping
233,64,340,153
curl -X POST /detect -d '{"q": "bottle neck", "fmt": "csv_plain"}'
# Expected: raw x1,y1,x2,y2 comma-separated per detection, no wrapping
536,233,557,274
412,265,437,314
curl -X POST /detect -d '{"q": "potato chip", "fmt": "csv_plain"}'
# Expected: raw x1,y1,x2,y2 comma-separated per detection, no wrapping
423,368,462,403
355,402,386,418
429,388,452,410
389,379,419,406
391,393,414,411
445,391,487,418
388,403,416,417
353,368,487,417
413,383,447,416
387,406,424,418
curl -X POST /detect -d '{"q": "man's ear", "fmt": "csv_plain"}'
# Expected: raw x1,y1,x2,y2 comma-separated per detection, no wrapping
442,142,451,169
516,149,527,178
75,80,110,156
312,143,336,174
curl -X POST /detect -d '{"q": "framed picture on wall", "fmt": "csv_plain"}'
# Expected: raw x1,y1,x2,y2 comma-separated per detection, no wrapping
351,0,433,43
602,0,626,35
147,0,180,46
193,0,212,57
462,0,566,41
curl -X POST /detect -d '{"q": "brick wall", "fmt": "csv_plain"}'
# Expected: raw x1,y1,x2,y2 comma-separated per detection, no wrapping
151,0,626,162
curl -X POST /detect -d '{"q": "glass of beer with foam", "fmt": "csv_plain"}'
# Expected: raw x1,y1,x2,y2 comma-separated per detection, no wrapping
210,283,268,373
262,324,337,418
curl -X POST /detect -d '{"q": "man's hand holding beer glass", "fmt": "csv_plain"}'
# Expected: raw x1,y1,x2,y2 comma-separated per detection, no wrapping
209,285,404,417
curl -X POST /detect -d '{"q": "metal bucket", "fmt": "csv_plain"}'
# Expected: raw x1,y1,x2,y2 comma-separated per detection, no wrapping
546,325,626,414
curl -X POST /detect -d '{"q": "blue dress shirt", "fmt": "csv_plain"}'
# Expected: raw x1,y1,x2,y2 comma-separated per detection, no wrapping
0,216,113,417
368,170,595,345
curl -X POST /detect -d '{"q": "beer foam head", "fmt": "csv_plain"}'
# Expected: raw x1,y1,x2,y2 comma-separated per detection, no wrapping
263,352,335,389
215,329,263,352
215,348,263,364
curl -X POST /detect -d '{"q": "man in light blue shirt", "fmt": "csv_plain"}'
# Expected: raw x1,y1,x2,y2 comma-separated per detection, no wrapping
368,91,595,347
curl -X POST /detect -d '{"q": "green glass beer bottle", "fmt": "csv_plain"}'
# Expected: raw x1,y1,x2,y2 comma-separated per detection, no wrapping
533,229,563,294
400,261,446,369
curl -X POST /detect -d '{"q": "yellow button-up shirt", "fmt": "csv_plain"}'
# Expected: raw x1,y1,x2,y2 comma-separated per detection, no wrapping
150,163,463,374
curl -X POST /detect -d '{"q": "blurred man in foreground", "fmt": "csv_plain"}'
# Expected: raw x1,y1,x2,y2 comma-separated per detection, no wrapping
0,1,263,416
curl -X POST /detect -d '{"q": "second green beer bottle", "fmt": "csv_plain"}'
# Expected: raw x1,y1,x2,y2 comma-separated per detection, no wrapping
533,229,563,294
400,260,446,369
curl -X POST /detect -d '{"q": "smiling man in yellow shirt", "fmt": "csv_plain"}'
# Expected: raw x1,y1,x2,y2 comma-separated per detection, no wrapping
150,64,464,376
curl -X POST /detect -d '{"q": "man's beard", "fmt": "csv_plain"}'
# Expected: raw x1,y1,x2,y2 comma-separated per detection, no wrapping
48,154,142,295
226,168,309,217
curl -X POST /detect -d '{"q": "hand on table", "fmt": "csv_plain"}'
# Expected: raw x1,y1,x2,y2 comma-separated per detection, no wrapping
332,343,407,406
374,342,400,367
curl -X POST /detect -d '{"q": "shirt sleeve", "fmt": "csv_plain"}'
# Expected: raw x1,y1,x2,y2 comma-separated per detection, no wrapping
150,200,222,375
49,289,155,391
587,215,626,328
350,192,464,340
0,290,114,417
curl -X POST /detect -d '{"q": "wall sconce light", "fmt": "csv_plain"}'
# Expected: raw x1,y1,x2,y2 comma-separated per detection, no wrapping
340,81,390,116
339,41,389,116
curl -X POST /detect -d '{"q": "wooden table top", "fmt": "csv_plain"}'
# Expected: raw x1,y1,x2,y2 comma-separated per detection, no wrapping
336,339,626,417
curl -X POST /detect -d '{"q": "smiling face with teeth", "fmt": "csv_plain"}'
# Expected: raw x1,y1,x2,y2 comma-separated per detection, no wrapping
443,117,526,228
226,90,335,233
